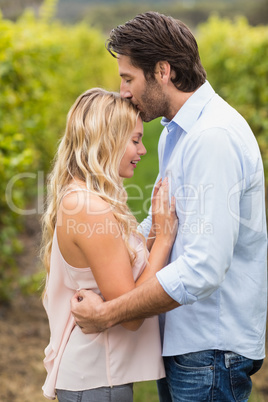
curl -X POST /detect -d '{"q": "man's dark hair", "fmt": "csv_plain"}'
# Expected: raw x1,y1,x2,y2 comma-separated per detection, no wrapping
106,11,207,92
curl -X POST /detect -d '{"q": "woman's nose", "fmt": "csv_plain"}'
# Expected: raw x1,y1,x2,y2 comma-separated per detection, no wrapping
139,143,147,156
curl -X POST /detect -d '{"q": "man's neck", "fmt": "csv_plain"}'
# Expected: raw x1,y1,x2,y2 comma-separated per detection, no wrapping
165,86,199,121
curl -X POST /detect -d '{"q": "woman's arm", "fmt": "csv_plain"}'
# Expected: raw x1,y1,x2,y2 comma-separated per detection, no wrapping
58,191,142,330
59,182,177,331
146,227,156,252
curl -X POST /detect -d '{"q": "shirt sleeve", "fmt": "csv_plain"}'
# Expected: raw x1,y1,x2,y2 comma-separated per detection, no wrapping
156,127,244,305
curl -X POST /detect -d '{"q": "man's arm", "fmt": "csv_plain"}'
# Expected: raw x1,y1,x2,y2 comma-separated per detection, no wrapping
71,276,180,333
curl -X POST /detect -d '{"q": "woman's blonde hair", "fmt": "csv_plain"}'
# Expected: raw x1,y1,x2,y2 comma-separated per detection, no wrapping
41,88,144,275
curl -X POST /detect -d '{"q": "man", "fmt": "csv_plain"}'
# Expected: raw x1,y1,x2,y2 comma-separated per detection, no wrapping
71,12,267,401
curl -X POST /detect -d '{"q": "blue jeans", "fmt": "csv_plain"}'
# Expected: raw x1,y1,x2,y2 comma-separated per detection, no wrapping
157,350,263,402
56,383,133,402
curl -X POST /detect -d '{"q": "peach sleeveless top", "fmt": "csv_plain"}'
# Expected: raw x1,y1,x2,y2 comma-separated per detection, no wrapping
42,191,165,400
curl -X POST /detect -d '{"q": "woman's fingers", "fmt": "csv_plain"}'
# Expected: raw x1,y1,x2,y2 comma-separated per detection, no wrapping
170,196,177,214
152,178,178,241
152,178,162,198
155,177,169,213
152,178,178,218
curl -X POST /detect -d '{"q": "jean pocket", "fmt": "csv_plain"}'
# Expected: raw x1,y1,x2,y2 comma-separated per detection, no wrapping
173,350,215,370
226,353,253,402
171,354,214,393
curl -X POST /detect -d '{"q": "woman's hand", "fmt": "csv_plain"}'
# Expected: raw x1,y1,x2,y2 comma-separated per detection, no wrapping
138,178,178,284
151,177,178,246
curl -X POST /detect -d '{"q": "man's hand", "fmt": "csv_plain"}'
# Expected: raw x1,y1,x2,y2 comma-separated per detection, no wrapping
71,289,108,334
71,277,179,334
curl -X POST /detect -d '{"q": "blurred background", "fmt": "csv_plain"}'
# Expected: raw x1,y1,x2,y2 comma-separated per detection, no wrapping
0,0,267,400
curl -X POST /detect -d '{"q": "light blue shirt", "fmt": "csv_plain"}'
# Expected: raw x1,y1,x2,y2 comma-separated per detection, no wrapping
140,81,267,360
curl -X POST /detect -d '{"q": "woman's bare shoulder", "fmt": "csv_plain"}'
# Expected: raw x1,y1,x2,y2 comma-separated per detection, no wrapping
60,189,112,216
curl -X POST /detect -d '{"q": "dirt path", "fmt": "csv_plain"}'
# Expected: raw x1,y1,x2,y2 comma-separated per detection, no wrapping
0,214,267,402
0,215,49,402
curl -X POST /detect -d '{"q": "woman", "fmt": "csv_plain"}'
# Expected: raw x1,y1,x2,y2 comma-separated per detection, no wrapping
41,88,177,401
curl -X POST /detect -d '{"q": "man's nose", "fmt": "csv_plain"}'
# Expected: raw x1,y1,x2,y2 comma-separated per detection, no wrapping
120,83,132,99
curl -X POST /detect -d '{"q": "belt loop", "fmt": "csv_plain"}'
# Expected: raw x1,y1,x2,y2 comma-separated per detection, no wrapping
224,352,230,369
224,351,237,369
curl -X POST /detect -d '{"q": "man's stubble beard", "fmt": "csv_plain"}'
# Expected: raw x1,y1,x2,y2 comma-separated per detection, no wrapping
139,79,171,122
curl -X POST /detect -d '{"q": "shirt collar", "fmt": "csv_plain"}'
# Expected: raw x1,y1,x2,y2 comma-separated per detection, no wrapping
161,81,215,133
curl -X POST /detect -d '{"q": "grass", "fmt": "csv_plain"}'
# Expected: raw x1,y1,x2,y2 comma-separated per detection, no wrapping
134,381,159,402
249,387,265,402
133,381,264,402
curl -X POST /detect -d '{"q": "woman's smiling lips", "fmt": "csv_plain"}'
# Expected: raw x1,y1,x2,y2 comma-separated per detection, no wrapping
131,159,140,168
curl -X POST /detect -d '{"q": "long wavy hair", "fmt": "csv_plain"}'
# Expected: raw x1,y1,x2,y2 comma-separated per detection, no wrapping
41,88,144,276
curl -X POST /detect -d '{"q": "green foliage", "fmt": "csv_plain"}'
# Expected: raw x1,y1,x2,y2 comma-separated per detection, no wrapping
19,270,46,296
39,0,58,22
0,130,34,302
0,8,119,302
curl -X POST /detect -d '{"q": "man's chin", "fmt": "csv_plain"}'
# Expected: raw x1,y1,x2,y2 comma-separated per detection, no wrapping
140,112,153,122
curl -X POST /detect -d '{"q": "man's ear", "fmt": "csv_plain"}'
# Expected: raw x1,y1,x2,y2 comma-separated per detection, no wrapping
155,61,171,83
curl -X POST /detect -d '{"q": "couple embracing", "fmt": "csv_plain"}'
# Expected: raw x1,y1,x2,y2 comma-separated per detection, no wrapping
42,12,267,402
